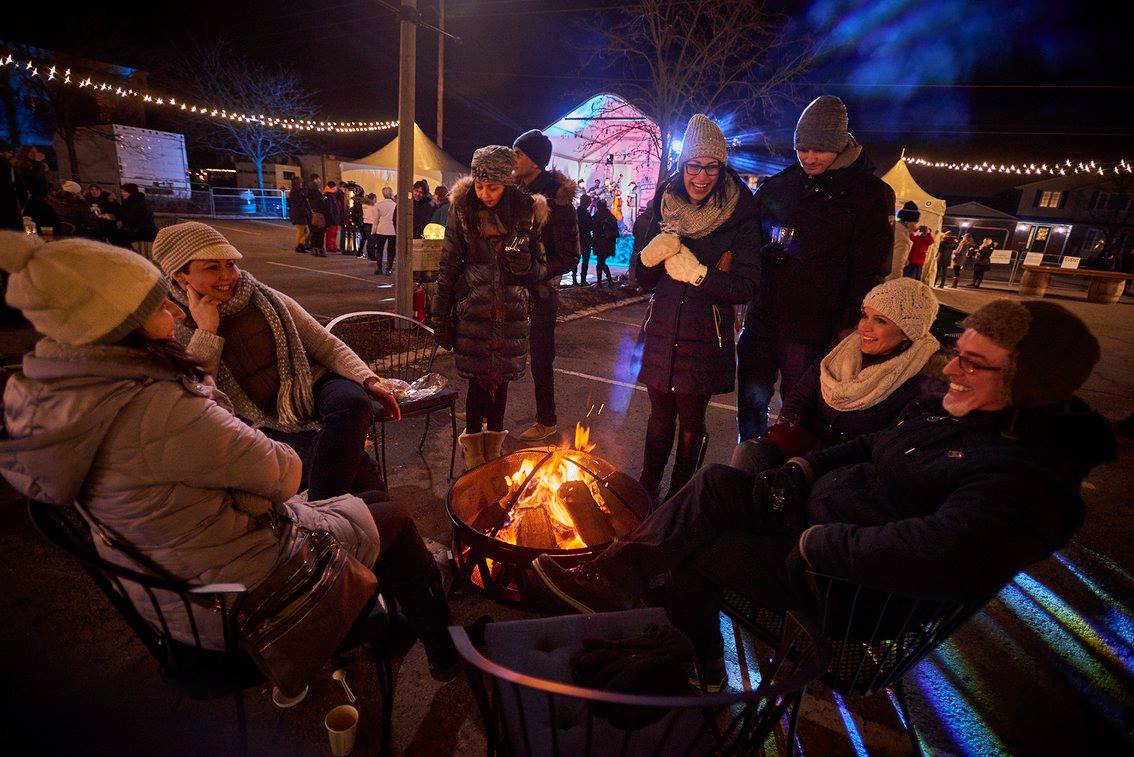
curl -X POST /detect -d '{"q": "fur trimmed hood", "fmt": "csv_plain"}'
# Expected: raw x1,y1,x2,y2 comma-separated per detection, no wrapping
541,168,579,207
449,175,549,231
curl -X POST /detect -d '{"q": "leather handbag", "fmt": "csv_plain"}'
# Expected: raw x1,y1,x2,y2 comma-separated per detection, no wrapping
306,195,327,229
238,524,377,695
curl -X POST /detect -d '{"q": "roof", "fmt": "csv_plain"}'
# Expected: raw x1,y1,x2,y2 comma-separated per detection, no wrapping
543,93,662,165
881,158,946,218
944,201,1018,220
344,123,466,174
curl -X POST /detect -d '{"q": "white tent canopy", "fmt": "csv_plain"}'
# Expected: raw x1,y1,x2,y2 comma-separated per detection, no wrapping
339,123,467,196
882,157,948,282
544,93,663,204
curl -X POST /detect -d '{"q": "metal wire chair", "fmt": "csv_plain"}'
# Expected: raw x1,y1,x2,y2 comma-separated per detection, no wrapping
451,609,829,756
326,311,458,480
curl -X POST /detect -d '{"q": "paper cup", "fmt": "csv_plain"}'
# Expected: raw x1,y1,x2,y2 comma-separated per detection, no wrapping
325,704,359,756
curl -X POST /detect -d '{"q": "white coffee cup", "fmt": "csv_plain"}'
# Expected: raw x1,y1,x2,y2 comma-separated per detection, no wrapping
325,704,359,756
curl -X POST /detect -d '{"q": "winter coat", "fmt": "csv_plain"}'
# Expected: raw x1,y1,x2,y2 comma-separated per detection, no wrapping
430,178,548,386
908,230,934,266
577,203,594,254
361,201,378,226
0,341,380,650
936,235,958,268
46,190,99,238
375,198,396,235
591,207,619,257
798,396,1114,601
751,147,895,345
117,192,157,244
430,200,450,227
304,188,327,227
778,350,946,450
289,187,311,224
412,196,435,238
973,245,994,271
349,200,364,227
521,169,580,284
322,191,342,226
634,172,762,395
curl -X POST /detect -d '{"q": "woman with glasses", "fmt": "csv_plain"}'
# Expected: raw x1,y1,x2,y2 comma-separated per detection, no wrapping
731,278,945,475
632,114,761,504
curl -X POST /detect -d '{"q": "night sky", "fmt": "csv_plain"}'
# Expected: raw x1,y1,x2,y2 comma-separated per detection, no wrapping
4,0,1130,197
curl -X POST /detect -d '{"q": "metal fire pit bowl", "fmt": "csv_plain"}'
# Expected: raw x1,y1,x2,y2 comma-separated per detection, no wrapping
447,447,650,607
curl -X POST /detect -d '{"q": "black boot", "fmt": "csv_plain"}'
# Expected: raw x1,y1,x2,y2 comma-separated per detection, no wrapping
394,576,460,682
638,430,675,506
663,431,708,502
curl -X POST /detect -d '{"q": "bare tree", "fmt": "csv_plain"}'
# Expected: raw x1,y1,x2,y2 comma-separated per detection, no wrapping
594,0,812,186
168,44,314,191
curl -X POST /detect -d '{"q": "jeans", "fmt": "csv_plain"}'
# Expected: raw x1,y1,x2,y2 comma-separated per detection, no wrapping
578,248,591,283
903,263,923,280
736,316,825,442
595,464,807,658
359,223,372,258
530,288,558,426
264,376,385,500
466,379,509,433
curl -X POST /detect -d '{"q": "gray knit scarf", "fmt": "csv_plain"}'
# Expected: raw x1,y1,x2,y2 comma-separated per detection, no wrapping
658,175,740,240
171,270,316,431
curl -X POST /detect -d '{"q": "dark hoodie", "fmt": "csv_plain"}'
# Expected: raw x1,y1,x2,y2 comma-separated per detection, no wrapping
798,396,1116,602
519,168,580,282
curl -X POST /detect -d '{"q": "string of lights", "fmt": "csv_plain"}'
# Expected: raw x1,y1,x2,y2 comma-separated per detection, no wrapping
0,54,397,135
905,155,1132,177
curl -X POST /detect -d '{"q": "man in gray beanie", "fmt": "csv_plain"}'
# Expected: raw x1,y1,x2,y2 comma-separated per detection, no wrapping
512,128,580,441
736,95,895,442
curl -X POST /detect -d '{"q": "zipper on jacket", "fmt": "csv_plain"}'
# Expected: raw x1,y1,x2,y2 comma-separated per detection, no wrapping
642,297,655,331
711,305,723,348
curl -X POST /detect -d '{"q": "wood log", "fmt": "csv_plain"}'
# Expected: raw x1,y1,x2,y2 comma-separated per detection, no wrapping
516,506,555,549
600,471,649,534
471,499,510,534
558,481,617,547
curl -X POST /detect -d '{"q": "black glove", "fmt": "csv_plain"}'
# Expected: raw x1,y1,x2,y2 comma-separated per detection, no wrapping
754,460,810,529
502,235,533,274
761,241,788,265
433,317,455,350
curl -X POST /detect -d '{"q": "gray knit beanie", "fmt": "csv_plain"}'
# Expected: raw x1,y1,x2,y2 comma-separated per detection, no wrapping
863,277,939,340
794,95,850,152
152,221,243,276
678,114,728,166
470,146,516,185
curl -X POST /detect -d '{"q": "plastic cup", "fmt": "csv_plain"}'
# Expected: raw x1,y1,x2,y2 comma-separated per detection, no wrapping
325,704,359,756
774,226,795,246
41,227,54,242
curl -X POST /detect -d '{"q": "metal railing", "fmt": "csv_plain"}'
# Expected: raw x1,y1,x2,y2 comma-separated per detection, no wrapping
149,187,287,219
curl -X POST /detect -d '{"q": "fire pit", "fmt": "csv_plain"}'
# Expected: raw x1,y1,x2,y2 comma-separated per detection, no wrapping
447,425,649,607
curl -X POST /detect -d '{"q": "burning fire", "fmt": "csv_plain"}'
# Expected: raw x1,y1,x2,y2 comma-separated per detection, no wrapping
492,423,606,550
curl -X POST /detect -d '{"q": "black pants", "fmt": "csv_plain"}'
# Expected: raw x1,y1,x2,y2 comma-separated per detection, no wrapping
642,388,711,500
578,247,591,283
595,464,807,659
359,223,373,258
530,288,558,426
466,379,509,432
374,235,396,271
264,376,385,500
972,266,988,287
934,260,950,287
737,313,825,442
594,254,614,286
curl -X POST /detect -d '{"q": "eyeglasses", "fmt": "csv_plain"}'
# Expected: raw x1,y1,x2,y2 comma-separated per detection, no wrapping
946,346,1005,375
684,162,722,177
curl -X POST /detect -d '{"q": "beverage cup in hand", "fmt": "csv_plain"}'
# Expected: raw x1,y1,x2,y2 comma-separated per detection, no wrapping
325,705,359,756
773,226,795,247
41,227,55,242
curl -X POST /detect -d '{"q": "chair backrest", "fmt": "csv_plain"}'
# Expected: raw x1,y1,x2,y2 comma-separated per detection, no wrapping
451,612,828,756
326,311,438,384
808,572,988,698
26,500,246,675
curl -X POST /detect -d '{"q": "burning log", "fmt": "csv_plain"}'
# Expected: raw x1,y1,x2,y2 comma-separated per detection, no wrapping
558,480,616,546
516,506,555,548
472,498,511,534
598,471,649,534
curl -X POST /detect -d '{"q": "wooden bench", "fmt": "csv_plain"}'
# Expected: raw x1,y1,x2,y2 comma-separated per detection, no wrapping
1018,265,1133,304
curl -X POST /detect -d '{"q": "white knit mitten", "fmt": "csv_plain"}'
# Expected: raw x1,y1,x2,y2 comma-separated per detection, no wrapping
664,248,708,286
639,232,682,267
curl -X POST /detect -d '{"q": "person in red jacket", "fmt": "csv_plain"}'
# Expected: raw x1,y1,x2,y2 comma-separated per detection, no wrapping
904,225,934,280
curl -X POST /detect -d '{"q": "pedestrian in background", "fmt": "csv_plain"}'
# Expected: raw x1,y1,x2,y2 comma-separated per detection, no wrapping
374,186,397,275
575,192,593,285
360,193,377,260
116,184,157,257
48,181,99,239
934,230,958,287
322,181,342,252
971,238,994,288
305,176,327,257
287,177,310,253
591,197,618,288
429,146,548,469
905,224,934,280
953,232,974,287
431,185,450,227
86,184,120,243
346,190,363,254
411,179,435,241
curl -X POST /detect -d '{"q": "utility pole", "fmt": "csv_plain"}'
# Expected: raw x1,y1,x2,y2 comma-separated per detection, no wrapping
395,0,417,319
437,0,444,149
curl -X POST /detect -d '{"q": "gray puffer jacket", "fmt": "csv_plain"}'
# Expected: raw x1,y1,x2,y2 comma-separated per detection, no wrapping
0,340,380,650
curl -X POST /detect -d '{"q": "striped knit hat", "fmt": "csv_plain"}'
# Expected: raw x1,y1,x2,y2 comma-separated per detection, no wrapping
151,221,243,276
0,232,167,345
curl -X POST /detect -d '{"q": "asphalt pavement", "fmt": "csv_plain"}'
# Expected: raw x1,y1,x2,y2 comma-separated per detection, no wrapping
1,219,1132,755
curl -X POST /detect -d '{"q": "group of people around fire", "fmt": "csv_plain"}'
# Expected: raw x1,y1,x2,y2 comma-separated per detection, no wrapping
0,95,1115,704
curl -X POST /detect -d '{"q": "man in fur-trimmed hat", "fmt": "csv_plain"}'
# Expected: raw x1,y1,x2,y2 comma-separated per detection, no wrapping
512,128,581,442
737,95,896,442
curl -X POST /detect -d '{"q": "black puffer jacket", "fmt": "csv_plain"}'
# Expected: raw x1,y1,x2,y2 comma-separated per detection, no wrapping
431,178,549,385
634,171,761,395
750,146,894,344
522,168,580,282
799,397,1115,601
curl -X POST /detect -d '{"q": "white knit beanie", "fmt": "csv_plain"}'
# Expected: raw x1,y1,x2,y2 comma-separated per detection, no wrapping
678,114,728,166
862,277,939,340
151,221,243,276
0,232,168,345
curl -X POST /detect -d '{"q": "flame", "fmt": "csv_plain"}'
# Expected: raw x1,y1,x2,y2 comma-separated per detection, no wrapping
574,422,596,453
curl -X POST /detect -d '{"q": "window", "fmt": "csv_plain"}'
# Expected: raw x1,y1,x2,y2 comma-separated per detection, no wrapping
1036,190,1064,208
1088,192,1132,212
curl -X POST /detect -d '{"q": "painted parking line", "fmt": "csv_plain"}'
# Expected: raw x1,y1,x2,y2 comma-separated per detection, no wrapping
553,367,738,412
265,261,384,284
209,223,262,236
588,315,644,328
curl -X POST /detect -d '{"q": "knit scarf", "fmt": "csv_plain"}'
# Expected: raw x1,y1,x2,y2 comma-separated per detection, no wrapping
658,175,740,240
171,270,316,430
819,331,941,412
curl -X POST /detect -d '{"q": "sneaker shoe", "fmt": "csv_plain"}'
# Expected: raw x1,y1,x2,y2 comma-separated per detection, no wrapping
518,422,557,442
530,554,642,614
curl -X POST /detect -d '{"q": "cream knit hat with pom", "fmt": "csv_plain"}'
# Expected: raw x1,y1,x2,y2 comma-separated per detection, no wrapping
0,232,167,345
862,277,939,340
